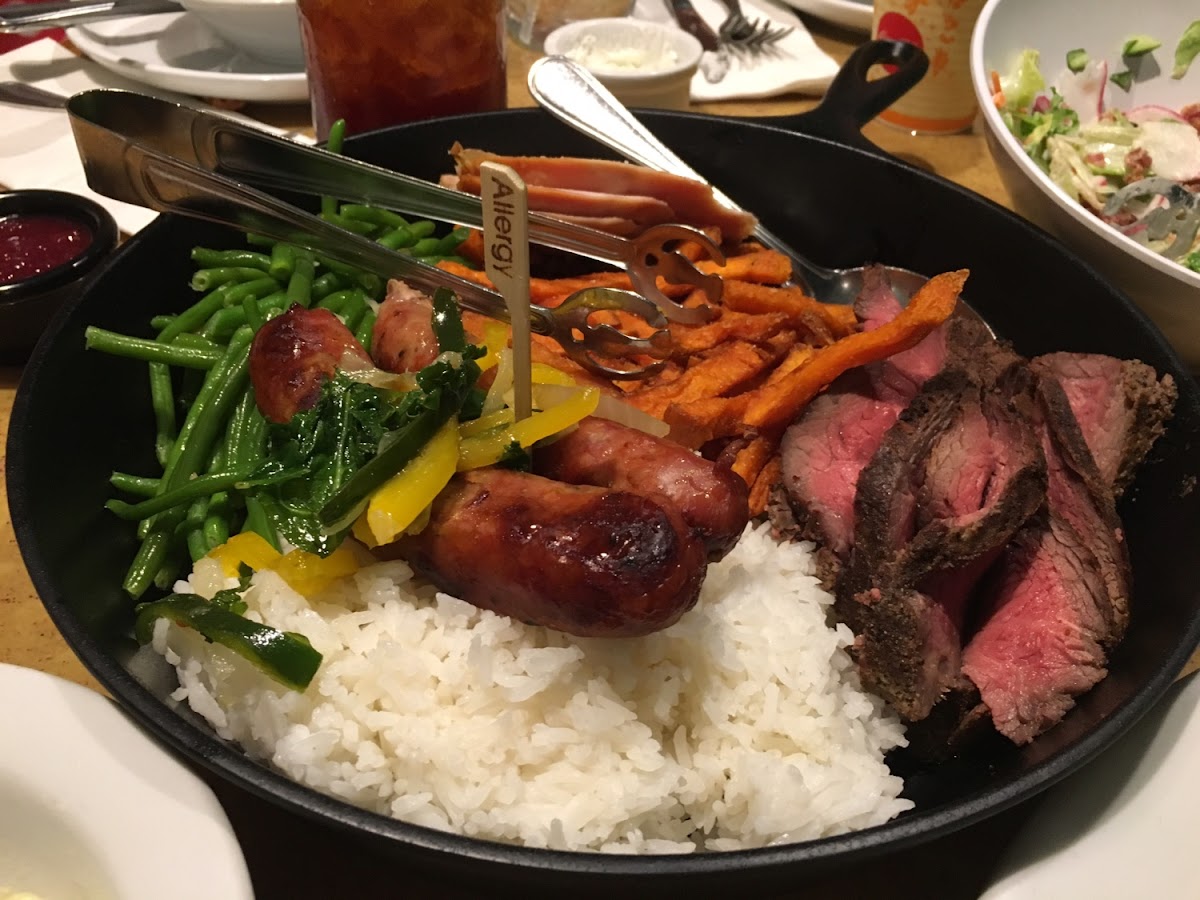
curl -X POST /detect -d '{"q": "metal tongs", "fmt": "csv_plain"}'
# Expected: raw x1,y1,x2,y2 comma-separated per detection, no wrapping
68,90,723,325
66,90,680,379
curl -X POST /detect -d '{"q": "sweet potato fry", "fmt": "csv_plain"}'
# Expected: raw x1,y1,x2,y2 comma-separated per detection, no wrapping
720,281,858,340
695,249,793,285
731,435,775,487
625,341,775,419
748,454,783,517
670,310,791,355
665,270,966,446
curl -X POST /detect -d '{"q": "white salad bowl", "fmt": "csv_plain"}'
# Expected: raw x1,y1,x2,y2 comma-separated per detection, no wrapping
971,0,1200,368
177,0,304,68
0,664,254,900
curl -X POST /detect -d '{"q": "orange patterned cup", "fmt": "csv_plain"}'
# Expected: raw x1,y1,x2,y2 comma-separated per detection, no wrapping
872,0,986,135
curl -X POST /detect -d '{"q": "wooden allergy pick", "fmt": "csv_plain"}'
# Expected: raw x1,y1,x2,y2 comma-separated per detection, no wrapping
480,160,532,422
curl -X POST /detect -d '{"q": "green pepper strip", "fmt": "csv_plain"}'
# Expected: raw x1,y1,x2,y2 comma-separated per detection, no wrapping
134,593,322,692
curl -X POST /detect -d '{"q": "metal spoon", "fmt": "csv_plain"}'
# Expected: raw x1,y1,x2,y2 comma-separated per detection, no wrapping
527,56,931,306
0,81,70,109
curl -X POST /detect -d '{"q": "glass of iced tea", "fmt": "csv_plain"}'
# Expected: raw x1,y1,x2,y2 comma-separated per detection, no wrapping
296,0,508,140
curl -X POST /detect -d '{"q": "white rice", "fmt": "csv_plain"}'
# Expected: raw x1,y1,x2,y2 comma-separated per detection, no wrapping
154,522,912,852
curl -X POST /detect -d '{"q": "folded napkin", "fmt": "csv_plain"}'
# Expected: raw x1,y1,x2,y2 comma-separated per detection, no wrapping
1,38,311,235
632,0,839,102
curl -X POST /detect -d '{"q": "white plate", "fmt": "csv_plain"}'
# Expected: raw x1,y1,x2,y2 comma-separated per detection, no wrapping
0,663,254,900
778,0,871,32
980,673,1200,900
68,12,308,103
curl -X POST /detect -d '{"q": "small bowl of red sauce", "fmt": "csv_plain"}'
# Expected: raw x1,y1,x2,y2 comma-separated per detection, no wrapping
0,190,118,363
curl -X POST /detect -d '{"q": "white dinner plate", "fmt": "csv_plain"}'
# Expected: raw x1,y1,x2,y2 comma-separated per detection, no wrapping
980,672,1200,900
67,12,308,103
779,0,871,32
0,663,254,900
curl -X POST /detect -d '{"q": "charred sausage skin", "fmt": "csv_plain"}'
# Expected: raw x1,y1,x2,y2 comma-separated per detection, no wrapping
249,306,371,423
534,417,750,561
388,468,708,637
371,280,438,373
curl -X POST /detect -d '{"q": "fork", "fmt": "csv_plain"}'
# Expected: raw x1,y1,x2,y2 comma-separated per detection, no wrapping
715,0,792,52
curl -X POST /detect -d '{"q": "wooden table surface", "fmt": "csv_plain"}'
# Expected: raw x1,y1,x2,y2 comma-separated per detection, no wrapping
1,19,1196,900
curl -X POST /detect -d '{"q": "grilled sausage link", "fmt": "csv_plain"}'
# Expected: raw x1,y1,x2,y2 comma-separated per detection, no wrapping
534,417,750,561
371,280,438,373
388,468,708,637
249,306,371,423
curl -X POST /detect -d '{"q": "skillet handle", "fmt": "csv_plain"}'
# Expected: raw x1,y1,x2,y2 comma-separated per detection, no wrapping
755,40,929,155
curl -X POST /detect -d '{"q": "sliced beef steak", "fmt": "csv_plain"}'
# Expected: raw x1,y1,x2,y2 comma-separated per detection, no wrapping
1031,352,1176,496
961,375,1132,744
771,269,955,583
838,354,1045,722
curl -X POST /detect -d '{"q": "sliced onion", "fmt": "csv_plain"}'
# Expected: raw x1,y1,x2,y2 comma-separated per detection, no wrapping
1126,105,1189,125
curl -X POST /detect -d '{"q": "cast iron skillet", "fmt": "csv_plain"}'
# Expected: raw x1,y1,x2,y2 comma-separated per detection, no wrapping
9,41,1200,894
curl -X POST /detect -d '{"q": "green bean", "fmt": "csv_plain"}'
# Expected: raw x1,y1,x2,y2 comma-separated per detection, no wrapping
436,227,471,255
191,267,274,292
314,255,382,296
109,470,261,522
320,119,347,218
202,514,230,551
86,327,221,369
173,333,222,353
315,289,360,314
151,314,177,332
408,220,436,241
269,242,296,281
156,327,254,507
191,247,272,270
341,292,369,333
124,527,175,598
200,292,286,342
148,362,176,469
354,308,376,353
310,271,343,302
245,233,275,247
377,224,415,250
322,213,377,236
110,472,161,497
407,237,441,257
186,527,210,563
412,254,472,267
157,282,243,343
286,253,316,308
242,292,266,333
340,205,409,230
220,277,282,309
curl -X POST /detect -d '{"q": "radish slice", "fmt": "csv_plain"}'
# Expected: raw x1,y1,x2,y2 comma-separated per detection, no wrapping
1133,120,1200,181
1053,58,1107,123
1126,105,1189,125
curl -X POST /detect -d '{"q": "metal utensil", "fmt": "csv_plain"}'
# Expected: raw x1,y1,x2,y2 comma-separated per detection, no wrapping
528,56,932,306
0,81,68,108
66,93,673,379
662,0,730,84
714,0,793,52
0,0,179,32
65,89,722,325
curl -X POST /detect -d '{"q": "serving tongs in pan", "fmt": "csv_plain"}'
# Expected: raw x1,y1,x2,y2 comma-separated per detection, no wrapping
67,89,724,326
66,90,677,380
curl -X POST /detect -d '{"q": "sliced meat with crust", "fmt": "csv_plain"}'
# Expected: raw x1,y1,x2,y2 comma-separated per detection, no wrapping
1031,352,1176,495
960,374,1132,744
838,360,1046,721
451,144,757,242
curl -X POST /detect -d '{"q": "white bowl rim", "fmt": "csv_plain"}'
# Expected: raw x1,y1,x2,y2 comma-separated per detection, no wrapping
0,663,254,900
544,17,702,82
969,0,1200,296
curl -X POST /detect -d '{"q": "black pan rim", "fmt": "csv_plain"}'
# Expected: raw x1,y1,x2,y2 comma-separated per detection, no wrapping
8,107,1200,880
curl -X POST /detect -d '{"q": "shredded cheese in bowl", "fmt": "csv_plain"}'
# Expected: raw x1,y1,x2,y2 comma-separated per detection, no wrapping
562,33,681,73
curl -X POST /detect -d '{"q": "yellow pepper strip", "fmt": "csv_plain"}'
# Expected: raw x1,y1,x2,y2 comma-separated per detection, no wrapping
357,418,460,548
209,531,283,579
206,532,359,596
475,322,510,373
530,363,575,386
270,543,359,597
459,407,514,439
457,386,599,471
